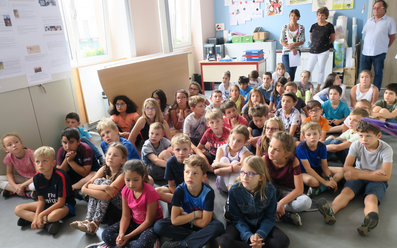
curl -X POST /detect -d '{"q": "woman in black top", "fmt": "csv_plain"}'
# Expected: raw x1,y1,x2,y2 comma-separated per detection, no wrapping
306,7,335,93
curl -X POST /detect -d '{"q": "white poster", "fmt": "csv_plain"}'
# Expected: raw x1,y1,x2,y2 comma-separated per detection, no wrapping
312,0,333,11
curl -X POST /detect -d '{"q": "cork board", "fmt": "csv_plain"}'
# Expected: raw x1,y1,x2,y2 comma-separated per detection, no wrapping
98,53,190,115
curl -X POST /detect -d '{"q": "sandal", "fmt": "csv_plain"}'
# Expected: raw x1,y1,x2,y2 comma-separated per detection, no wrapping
70,220,82,230
77,220,99,235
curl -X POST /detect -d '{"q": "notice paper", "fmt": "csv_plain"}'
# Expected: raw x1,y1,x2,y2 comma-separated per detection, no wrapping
289,51,301,67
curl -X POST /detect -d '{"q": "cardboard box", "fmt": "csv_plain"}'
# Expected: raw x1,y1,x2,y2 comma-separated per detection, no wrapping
343,67,356,88
253,27,269,41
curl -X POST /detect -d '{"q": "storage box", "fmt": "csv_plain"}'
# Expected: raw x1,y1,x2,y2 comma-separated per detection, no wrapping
232,36,243,43
343,67,356,87
244,49,263,55
247,57,264,61
246,54,264,58
242,35,253,43
253,27,269,41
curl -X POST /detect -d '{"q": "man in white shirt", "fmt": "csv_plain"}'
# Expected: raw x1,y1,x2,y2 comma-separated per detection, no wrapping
361,0,396,90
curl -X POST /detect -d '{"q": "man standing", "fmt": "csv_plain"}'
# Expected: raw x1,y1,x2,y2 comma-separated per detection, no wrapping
361,0,396,90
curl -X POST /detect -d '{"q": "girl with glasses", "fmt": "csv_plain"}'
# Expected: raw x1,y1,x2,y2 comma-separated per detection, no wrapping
264,131,312,226
170,89,191,136
128,98,172,152
108,95,139,139
188,81,210,105
218,156,290,248
256,117,285,156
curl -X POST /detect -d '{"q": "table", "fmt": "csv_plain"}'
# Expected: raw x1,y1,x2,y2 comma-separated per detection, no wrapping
199,59,266,94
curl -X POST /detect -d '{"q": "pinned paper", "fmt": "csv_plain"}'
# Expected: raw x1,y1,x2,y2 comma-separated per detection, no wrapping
225,0,232,6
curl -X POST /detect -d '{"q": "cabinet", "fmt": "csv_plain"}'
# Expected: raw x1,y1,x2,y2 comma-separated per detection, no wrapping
0,79,78,174
276,50,334,84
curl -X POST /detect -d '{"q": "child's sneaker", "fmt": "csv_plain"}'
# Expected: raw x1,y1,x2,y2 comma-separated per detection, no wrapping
44,221,61,235
357,212,379,236
17,217,31,227
2,189,15,197
25,191,38,200
280,212,302,226
161,241,182,248
317,198,336,225
307,184,328,198
223,198,232,223
85,242,108,248
153,238,160,248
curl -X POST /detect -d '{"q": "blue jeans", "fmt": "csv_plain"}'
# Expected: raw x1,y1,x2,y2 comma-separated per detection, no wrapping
360,53,386,90
81,137,103,159
154,218,224,248
322,138,348,164
282,54,298,81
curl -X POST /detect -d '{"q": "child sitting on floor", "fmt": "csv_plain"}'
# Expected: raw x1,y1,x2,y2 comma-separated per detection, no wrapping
15,146,76,235
297,122,344,198
1,133,36,199
247,104,268,154
221,99,248,130
372,83,397,124
275,92,302,139
302,100,329,142
154,155,225,248
321,85,350,128
70,143,127,235
256,117,285,156
317,120,393,236
206,89,223,111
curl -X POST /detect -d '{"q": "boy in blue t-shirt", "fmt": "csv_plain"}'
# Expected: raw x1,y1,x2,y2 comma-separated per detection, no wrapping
297,122,344,198
154,155,224,248
64,112,104,165
238,76,253,104
96,117,140,160
15,146,76,235
321,85,350,127
156,134,192,203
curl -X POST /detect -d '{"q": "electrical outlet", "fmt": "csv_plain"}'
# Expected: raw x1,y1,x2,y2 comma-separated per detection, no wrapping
215,23,224,31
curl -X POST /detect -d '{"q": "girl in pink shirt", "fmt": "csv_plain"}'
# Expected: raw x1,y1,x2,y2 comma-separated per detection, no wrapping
91,160,163,248
1,134,36,199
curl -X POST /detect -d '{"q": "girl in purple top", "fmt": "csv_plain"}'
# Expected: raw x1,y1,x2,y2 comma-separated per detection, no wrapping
263,131,311,226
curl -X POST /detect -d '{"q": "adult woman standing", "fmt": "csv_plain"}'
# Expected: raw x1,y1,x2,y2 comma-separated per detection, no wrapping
279,9,305,82
306,7,335,93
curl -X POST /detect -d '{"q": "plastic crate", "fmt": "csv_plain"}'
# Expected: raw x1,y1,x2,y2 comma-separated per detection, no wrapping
232,36,243,43
247,57,264,61
244,49,264,55
242,35,253,43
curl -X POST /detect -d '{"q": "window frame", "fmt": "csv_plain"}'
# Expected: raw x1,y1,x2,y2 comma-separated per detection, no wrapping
167,0,192,50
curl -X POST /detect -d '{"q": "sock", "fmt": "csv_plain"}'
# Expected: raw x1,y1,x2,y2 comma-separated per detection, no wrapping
320,184,328,192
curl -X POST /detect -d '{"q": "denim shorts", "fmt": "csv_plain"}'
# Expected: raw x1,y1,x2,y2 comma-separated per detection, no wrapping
344,180,388,204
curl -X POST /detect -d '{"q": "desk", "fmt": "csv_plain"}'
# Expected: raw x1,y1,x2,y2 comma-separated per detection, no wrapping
199,59,266,93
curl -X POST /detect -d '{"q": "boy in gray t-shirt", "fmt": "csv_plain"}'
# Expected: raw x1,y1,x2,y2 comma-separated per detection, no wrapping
317,120,393,236
142,122,173,181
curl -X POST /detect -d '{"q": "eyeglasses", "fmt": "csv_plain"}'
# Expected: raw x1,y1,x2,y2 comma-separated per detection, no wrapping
116,103,126,107
309,109,321,114
177,96,186,100
265,127,279,132
145,107,156,111
189,87,199,92
373,7,385,10
153,97,160,100
239,170,260,178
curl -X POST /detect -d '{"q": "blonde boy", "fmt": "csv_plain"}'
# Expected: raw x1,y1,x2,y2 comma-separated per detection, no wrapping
183,96,207,146
97,117,140,160
323,108,370,164
142,122,173,181
198,109,230,165
303,100,329,142
297,122,343,197
156,134,192,203
318,121,393,236
15,146,75,235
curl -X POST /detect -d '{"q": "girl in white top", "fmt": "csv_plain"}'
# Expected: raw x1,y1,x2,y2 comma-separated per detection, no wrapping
313,73,348,105
212,125,250,193
350,70,379,107
219,70,235,99
272,63,291,83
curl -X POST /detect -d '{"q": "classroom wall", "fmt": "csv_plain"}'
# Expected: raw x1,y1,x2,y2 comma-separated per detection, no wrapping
214,1,370,50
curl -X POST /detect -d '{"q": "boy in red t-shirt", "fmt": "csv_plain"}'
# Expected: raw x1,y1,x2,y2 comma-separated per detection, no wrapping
198,109,230,165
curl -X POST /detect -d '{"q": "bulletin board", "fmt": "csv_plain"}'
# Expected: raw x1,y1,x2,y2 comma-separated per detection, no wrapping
97,53,190,115
0,0,71,93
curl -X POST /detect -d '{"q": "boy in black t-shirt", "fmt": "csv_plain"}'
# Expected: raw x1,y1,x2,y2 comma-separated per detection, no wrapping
14,146,76,235
247,103,268,154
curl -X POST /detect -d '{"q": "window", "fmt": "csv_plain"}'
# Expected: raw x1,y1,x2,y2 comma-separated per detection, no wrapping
59,0,112,66
168,0,191,49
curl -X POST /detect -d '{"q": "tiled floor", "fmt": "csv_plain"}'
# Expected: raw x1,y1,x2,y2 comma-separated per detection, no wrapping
2,87,397,248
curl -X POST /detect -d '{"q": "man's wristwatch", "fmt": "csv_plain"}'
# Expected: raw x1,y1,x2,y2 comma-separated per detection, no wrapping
328,174,335,180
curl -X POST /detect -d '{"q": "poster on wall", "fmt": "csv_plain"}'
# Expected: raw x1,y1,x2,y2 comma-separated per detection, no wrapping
312,0,333,11
332,0,354,10
265,0,283,16
286,0,312,5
